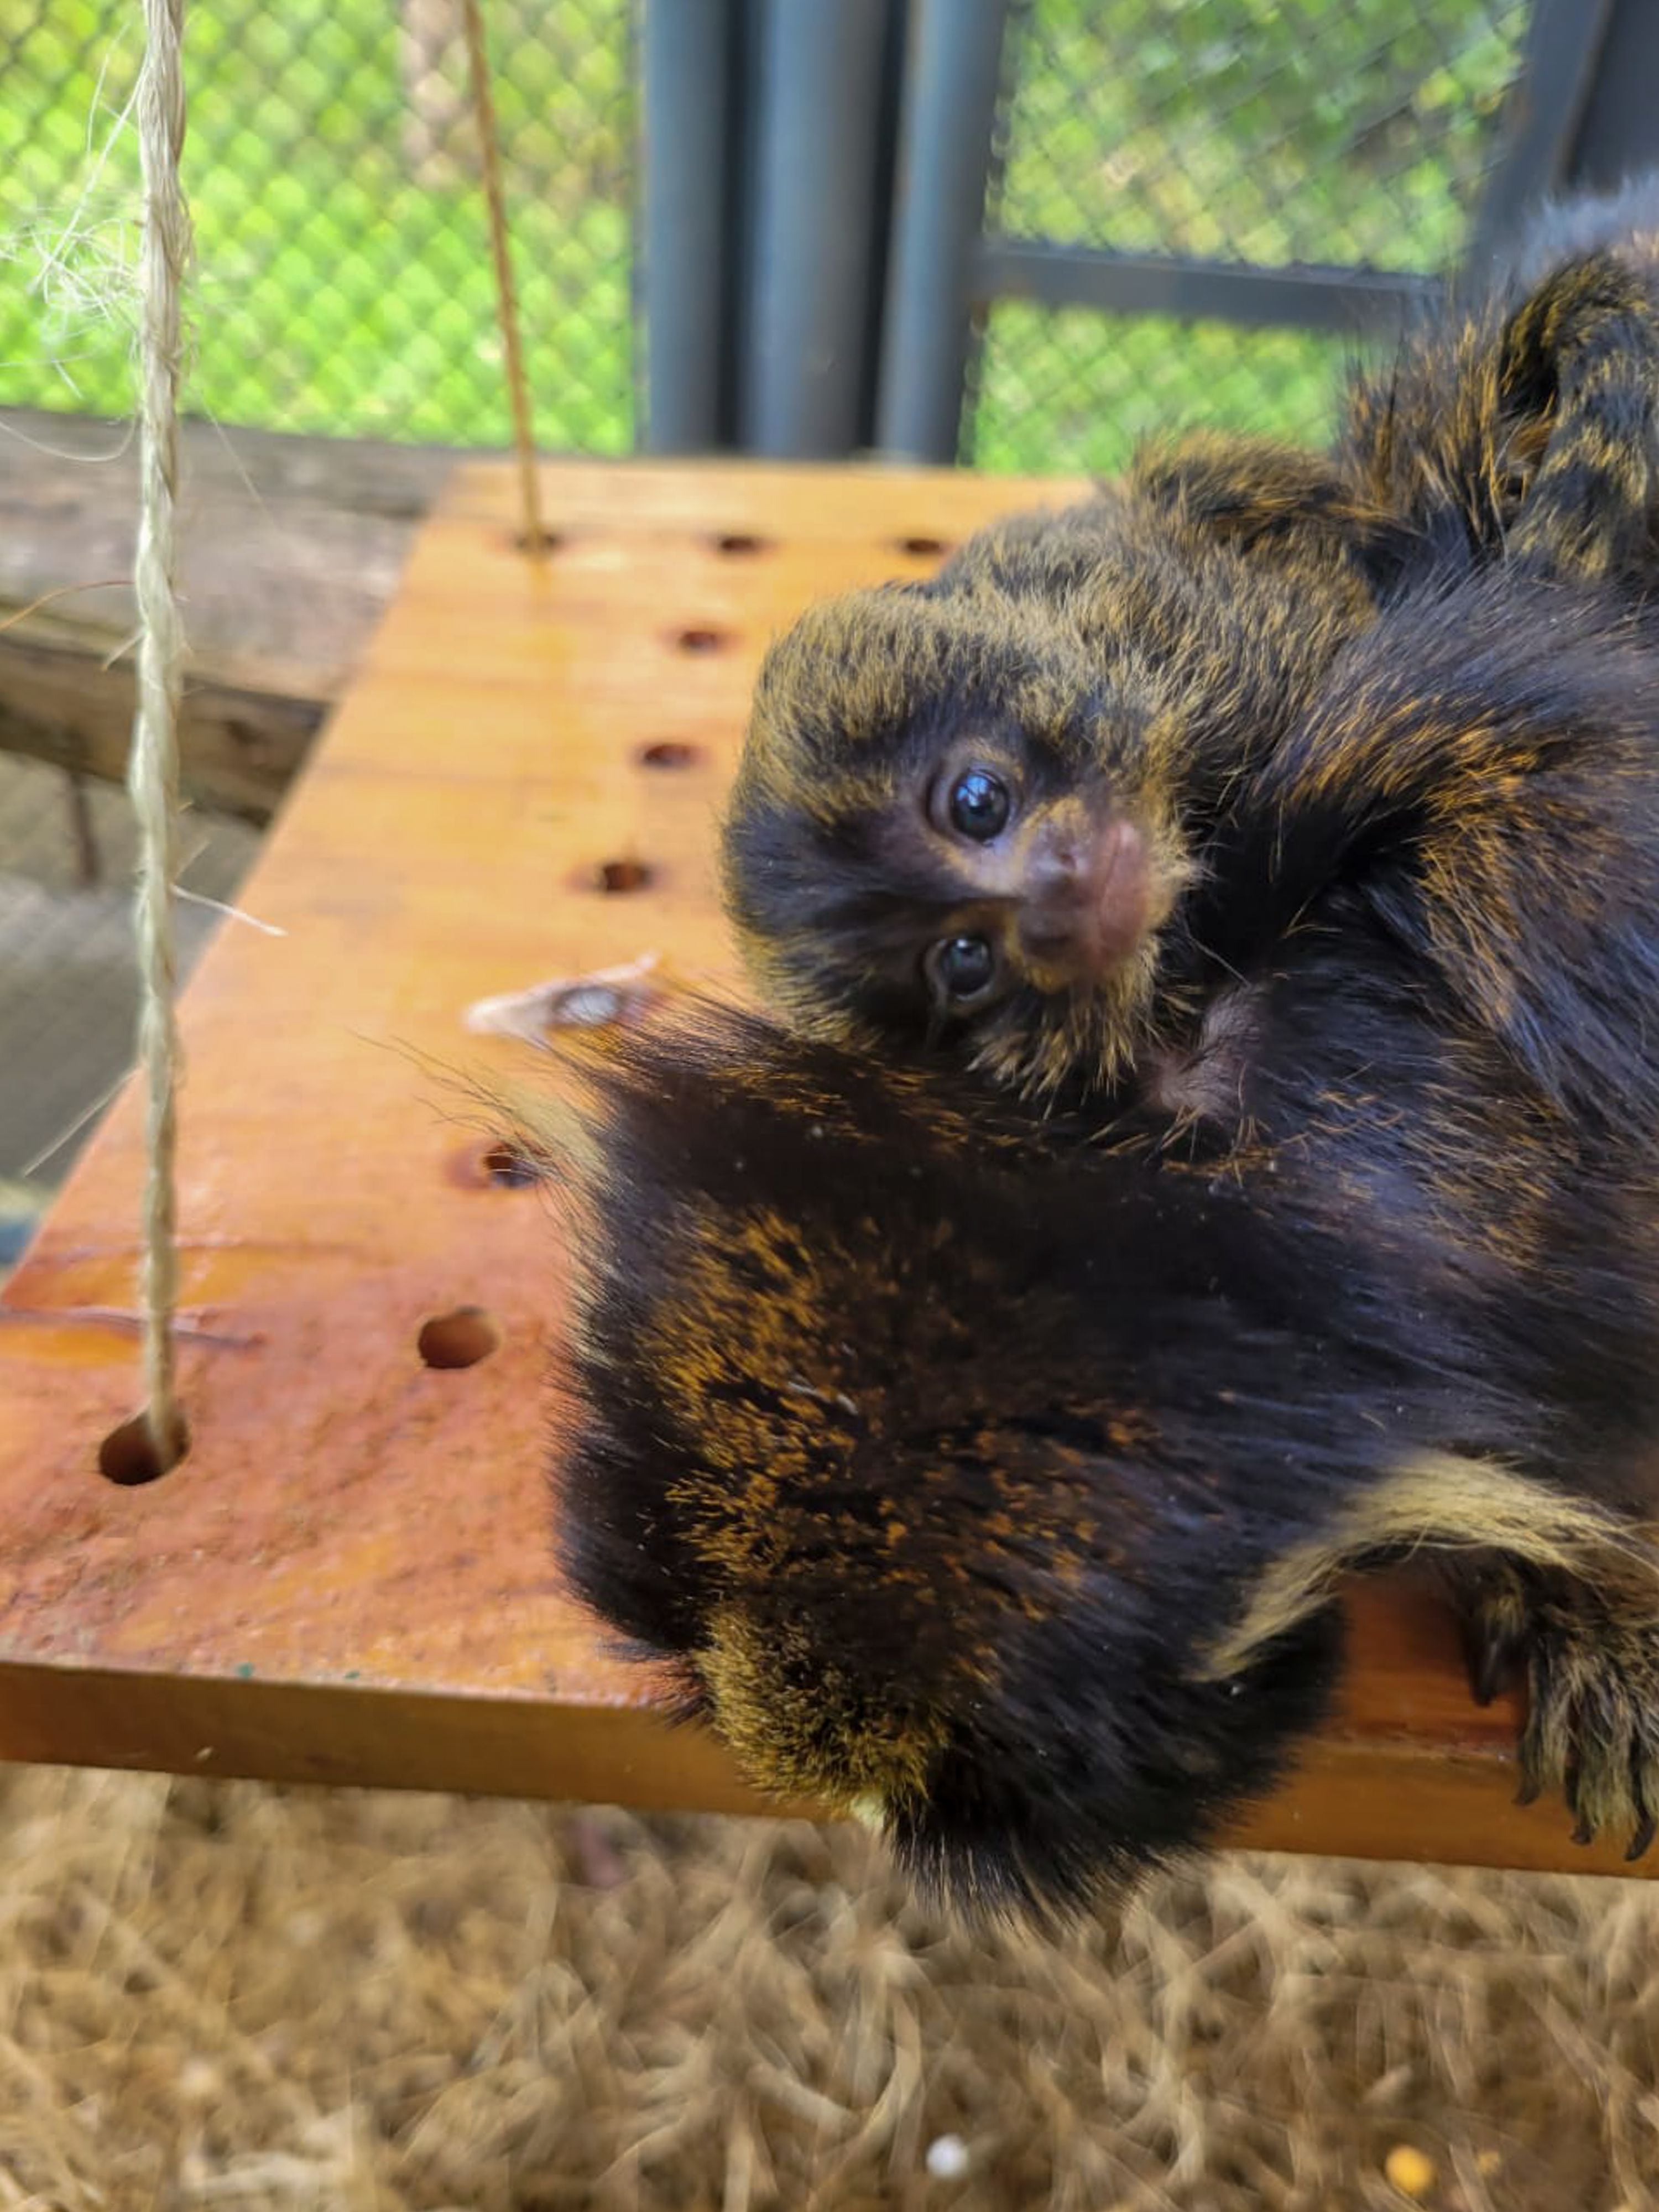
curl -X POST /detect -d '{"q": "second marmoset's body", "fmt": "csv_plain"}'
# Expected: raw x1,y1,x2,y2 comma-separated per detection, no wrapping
1344,173,1659,584
528,551,1659,1917
518,181,1659,1911
721,178,1659,1133
524,182,1659,1918
536,787,1659,1910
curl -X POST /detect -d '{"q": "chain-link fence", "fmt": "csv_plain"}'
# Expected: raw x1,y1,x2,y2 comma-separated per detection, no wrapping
2,0,634,1238
0,0,1568,466
0,755,257,1236
966,0,1531,471
2,0,635,448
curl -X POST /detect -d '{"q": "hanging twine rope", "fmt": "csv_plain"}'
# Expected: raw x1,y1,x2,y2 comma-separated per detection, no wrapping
461,0,548,552
118,0,528,1468
128,0,191,1472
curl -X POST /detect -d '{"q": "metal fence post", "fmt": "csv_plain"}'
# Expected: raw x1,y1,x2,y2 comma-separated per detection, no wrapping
1562,0,1659,192
874,0,1010,463
639,0,737,453
739,0,898,458
1463,0,1615,276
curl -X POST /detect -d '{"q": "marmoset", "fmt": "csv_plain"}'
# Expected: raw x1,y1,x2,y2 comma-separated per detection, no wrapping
1141,180,1659,592
515,187,1659,1917
522,569,1659,1914
1342,172,1659,587
721,182,1659,1130
522,928,1659,1916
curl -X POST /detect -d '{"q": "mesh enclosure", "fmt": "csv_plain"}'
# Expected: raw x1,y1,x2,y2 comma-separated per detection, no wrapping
971,306,1348,473
1,0,634,1224
0,757,257,1225
1,0,635,449
0,0,1555,465
967,0,1532,472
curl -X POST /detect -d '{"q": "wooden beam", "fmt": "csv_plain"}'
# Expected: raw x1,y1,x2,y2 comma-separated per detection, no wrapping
0,456,1640,1876
0,408,463,822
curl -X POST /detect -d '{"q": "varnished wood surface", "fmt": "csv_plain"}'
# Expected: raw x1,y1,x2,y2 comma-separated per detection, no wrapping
0,458,1641,1877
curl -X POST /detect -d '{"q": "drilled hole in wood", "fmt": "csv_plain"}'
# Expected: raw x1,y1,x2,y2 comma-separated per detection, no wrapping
712,532,769,555
675,627,729,654
418,1307,502,1370
638,740,701,770
99,1410,189,1486
513,528,563,554
482,1142,538,1188
596,857,654,893
445,1141,539,1191
896,534,950,557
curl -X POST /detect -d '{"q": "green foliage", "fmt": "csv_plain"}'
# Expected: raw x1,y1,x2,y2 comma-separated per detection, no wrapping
997,0,1525,268
1,0,633,448
2,0,1522,466
968,0,1525,471
972,306,1344,475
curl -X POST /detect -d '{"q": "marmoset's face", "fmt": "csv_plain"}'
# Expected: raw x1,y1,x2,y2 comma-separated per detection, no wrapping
723,590,1190,1099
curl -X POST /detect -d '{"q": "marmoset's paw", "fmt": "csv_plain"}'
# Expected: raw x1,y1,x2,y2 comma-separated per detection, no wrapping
1462,1560,1659,1861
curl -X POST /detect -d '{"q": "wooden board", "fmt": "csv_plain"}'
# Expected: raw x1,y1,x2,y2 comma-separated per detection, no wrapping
0,406,465,822
0,458,1640,1877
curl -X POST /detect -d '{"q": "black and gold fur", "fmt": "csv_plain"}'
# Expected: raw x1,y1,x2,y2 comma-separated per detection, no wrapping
721,179,1659,1124
526,182,1659,1914
1342,174,1659,587
523,913,1659,1913
528,573,1659,1914
1183,567,1659,1135
723,477,1383,1100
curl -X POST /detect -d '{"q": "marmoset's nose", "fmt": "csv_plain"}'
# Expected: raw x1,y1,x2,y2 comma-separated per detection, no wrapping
1018,816,1151,983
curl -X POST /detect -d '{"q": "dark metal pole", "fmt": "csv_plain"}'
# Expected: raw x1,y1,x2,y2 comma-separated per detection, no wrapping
640,0,733,453
874,0,1010,463
1464,0,1615,276
1562,0,1659,192
970,242,1432,332
740,0,894,458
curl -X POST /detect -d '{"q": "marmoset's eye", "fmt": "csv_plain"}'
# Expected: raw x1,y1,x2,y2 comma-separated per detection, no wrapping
926,934,998,1006
946,768,1011,842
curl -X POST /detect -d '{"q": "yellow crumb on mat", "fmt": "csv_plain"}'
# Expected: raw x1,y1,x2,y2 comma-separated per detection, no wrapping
1383,2143,1437,2200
